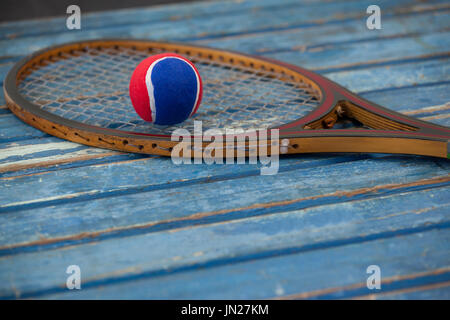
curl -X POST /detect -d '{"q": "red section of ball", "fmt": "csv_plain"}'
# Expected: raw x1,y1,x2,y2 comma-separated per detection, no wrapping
129,53,203,123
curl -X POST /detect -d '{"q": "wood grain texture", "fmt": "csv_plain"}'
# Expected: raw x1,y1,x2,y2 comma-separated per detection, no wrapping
0,183,448,298
353,281,450,299
0,0,449,299
11,229,450,299
0,0,326,41
0,156,448,251
0,0,447,58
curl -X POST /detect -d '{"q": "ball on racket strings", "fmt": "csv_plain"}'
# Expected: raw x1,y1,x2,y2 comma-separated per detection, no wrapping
129,53,202,125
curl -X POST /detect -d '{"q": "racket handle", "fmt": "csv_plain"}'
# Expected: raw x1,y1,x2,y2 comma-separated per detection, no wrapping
281,136,449,159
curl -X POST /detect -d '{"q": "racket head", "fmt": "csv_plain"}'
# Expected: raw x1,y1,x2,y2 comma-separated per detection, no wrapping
4,39,450,158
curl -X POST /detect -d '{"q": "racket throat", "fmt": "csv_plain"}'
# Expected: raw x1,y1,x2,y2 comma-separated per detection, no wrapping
304,101,418,132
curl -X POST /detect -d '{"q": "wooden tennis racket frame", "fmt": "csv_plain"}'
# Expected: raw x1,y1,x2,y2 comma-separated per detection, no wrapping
4,39,450,159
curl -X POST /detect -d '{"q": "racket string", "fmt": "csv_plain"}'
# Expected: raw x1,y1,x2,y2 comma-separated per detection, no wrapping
17,45,321,134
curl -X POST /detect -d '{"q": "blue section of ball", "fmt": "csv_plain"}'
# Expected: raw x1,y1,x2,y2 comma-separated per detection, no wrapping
151,57,198,125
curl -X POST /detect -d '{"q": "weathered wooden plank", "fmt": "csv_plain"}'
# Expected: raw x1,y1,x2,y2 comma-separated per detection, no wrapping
180,1,450,42
0,0,446,58
326,58,449,93
0,0,331,41
361,83,450,114
266,32,450,71
0,104,8,115
0,61,14,85
0,153,357,210
2,7,448,70
201,10,450,53
1,10,447,104
0,139,142,175
1,9,448,77
6,228,448,299
0,137,148,178
0,155,448,250
284,267,450,299
0,185,448,298
354,282,450,299
1,141,93,163
0,114,49,143
1,12,447,80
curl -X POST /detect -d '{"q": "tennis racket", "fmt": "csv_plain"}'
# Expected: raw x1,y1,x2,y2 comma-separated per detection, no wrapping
4,39,450,158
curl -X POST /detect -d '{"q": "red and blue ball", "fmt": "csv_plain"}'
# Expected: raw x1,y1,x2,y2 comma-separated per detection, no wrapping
129,53,202,125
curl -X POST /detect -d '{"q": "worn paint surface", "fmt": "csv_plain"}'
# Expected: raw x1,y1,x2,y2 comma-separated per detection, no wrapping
0,0,449,299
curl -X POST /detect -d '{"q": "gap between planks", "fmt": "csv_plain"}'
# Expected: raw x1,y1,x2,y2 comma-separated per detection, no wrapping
0,155,370,213
352,280,450,300
248,25,450,55
316,51,450,74
1,9,449,65
274,267,450,299
0,174,448,257
0,0,348,41
185,2,450,42
4,222,450,299
0,0,448,62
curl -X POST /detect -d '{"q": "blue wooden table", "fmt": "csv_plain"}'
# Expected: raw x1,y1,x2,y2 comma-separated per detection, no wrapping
0,0,449,300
